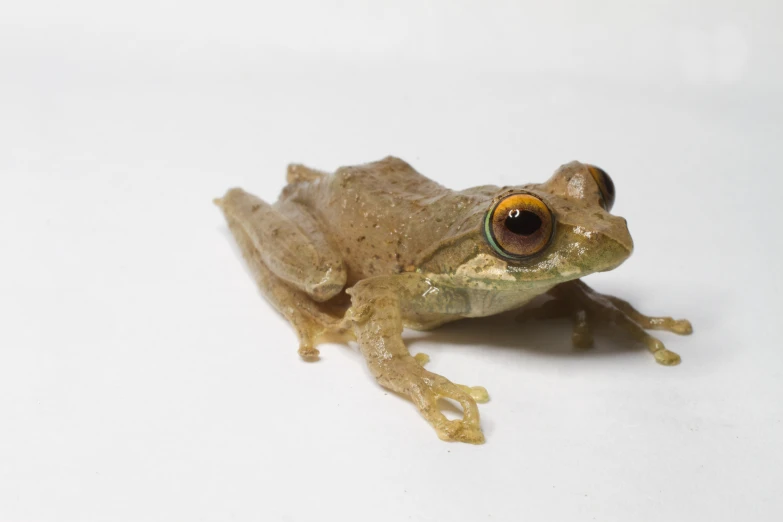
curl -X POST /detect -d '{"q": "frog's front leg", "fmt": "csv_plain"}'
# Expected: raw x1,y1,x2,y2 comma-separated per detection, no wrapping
519,280,693,366
346,275,485,443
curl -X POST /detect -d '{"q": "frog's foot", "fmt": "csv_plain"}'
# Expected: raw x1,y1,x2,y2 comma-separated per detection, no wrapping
413,352,431,366
292,313,355,361
414,352,490,403
378,357,485,444
295,338,321,361
605,296,693,335
290,315,330,361
457,385,490,404
520,281,693,366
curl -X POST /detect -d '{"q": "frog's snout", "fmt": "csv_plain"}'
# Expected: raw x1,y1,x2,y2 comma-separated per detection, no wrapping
593,214,634,272
606,215,634,255
564,211,633,275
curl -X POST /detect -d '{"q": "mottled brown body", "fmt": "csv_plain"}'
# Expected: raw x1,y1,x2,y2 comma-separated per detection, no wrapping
281,158,459,281
215,157,692,443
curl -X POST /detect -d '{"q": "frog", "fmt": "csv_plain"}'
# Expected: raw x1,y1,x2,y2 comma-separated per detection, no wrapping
214,156,693,444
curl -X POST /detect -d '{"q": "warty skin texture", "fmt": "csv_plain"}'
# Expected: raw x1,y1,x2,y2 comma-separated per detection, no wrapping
215,156,692,443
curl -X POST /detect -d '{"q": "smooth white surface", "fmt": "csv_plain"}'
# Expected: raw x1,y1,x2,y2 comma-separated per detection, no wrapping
2,2,782,521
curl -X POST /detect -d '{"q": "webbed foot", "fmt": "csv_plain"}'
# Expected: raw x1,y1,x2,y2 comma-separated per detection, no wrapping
380,356,485,443
415,352,490,403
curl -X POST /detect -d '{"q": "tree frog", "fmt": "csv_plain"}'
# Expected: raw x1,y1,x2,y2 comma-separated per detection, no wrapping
215,157,692,444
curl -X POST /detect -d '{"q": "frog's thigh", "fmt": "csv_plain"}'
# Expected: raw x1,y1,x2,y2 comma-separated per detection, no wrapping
216,188,346,302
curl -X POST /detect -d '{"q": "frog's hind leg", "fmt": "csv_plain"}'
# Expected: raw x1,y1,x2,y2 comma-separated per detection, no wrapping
216,188,346,302
215,189,350,359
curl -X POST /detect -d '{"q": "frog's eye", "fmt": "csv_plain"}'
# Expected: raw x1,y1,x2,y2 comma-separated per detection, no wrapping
587,165,616,212
484,193,555,260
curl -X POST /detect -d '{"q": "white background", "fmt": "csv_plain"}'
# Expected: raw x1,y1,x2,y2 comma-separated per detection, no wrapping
1,1,782,521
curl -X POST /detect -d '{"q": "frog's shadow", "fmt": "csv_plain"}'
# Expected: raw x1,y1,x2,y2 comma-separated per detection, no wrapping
401,305,642,361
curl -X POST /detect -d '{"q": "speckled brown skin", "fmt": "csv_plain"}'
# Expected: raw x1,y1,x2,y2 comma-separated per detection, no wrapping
215,157,692,443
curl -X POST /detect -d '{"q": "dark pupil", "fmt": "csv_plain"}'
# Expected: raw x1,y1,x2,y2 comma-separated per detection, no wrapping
505,210,542,235
596,167,615,197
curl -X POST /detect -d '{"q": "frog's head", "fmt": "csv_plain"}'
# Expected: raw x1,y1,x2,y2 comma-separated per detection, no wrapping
418,161,633,287
483,161,633,283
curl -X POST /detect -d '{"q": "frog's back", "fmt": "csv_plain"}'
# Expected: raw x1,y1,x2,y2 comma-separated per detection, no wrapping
332,156,448,203
277,157,462,281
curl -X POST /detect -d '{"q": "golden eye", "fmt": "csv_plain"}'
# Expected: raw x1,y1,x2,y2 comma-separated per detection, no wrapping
587,165,616,211
484,193,555,260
